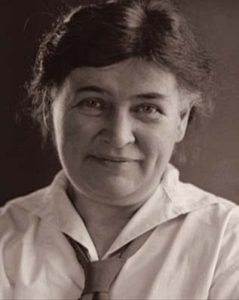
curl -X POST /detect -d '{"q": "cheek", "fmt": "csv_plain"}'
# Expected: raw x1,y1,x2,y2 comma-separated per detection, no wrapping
138,124,178,163
52,111,78,157
59,114,102,156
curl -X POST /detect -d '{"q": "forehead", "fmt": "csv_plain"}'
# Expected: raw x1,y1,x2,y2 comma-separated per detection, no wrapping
63,58,179,98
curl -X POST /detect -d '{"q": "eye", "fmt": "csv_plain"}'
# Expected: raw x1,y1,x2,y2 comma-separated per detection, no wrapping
134,103,163,119
76,98,105,115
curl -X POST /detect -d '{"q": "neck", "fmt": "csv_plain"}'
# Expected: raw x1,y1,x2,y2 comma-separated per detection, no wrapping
67,185,143,258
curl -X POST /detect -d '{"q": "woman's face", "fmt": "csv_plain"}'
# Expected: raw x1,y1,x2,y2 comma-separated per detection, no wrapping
52,58,191,206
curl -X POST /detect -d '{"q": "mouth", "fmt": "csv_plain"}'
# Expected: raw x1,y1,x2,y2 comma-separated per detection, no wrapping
91,155,136,163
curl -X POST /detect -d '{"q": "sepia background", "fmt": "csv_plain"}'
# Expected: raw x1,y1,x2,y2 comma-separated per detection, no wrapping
0,0,239,205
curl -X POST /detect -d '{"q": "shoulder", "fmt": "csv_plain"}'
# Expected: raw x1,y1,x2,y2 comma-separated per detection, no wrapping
178,183,239,298
168,170,239,267
163,165,239,232
176,181,239,264
0,186,51,287
0,187,50,237
164,165,238,217
0,170,66,234
182,180,237,210
178,180,239,225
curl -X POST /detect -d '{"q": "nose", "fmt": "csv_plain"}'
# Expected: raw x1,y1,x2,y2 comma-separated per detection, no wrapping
99,110,135,148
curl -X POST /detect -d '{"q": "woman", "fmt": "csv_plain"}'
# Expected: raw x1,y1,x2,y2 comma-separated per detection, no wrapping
0,0,239,299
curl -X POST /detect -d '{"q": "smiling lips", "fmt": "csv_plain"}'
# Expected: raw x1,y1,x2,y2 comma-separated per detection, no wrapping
91,155,137,163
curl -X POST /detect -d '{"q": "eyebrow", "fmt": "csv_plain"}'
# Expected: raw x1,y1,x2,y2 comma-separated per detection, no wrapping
134,92,166,100
76,86,108,94
76,86,166,100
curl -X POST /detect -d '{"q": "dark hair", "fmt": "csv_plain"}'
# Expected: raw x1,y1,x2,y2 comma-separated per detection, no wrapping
28,0,212,137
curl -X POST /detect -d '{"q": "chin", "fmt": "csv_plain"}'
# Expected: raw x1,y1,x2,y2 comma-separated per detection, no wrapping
93,185,136,201
81,179,141,206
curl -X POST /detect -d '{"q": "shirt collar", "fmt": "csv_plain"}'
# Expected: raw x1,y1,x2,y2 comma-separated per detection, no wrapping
42,171,99,259
15,164,217,259
104,164,218,256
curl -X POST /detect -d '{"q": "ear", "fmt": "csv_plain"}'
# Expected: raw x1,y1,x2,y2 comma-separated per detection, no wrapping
176,102,192,143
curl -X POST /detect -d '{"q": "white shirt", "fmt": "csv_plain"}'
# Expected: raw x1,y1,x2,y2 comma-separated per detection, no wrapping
1,165,239,299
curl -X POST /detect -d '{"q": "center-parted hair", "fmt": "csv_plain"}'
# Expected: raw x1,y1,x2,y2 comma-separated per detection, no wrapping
28,0,212,137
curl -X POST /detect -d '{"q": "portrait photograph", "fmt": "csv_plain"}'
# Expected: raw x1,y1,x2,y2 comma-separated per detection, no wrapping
0,0,239,299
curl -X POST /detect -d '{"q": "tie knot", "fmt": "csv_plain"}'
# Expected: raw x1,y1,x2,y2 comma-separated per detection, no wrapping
83,257,126,294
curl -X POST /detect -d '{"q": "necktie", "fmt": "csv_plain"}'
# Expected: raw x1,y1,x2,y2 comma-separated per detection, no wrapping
65,229,154,300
